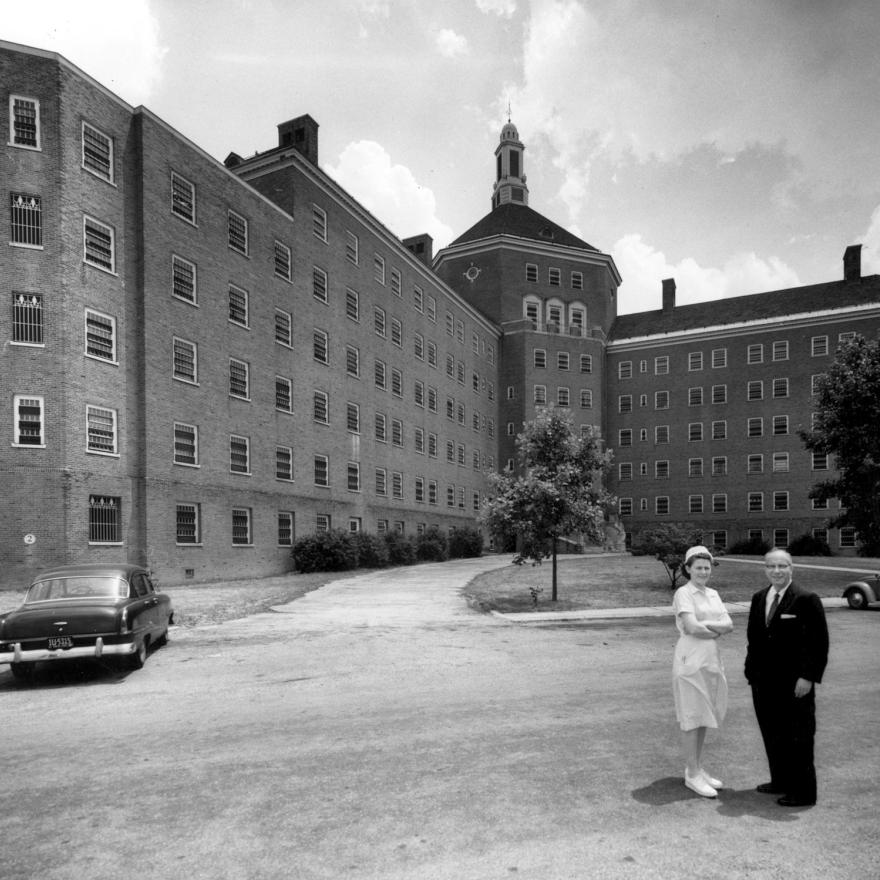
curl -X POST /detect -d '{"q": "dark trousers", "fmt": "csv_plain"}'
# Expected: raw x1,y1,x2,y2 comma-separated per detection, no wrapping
751,682,817,802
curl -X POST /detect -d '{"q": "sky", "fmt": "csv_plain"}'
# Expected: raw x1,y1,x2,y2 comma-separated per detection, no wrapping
6,0,880,314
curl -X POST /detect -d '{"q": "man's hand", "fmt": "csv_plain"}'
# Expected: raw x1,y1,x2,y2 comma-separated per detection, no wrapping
794,677,813,698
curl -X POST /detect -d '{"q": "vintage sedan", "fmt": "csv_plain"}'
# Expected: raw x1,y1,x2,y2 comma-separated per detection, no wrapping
0,563,173,680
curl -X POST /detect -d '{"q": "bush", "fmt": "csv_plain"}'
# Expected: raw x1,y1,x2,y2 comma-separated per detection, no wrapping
350,532,389,568
448,526,484,559
384,531,416,566
729,535,772,555
415,526,448,562
292,529,358,573
788,533,832,556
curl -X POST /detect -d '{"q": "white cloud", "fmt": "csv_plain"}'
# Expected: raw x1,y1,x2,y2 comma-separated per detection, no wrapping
476,0,517,16
436,28,469,59
326,141,454,248
858,204,880,276
614,234,801,315
4,0,166,105
357,0,390,16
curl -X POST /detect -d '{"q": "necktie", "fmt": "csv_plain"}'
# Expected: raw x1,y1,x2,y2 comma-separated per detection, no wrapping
766,590,780,625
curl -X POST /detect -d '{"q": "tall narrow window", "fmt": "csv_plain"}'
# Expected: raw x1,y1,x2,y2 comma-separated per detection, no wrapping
313,329,329,364
13,394,44,446
345,230,359,264
313,391,329,424
176,504,200,544
10,193,42,246
86,405,117,455
276,446,293,481
229,358,249,399
276,376,292,413
83,216,115,272
313,266,328,303
312,205,327,242
82,122,113,182
374,254,386,284
171,172,196,223
278,512,294,547
232,508,252,545
10,96,40,149
274,240,292,281
89,496,120,543
275,309,292,347
314,455,329,487
173,338,197,383
227,210,248,255
345,288,359,321
229,435,250,474
173,422,198,466
228,285,249,326
172,255,197,303
12,293,43,344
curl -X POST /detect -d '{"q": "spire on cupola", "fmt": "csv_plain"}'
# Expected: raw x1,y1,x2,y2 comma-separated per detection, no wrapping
492,110,529,209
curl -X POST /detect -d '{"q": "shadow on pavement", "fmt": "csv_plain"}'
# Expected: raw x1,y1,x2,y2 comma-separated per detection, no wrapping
0,658,133,690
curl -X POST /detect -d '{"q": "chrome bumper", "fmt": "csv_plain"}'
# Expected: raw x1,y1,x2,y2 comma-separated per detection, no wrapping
0,637,136,665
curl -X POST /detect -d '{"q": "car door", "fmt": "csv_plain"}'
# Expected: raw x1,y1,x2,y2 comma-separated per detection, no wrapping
128,573,155,639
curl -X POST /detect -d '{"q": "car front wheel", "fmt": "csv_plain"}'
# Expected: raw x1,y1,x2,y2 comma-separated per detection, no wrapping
845,588,869,610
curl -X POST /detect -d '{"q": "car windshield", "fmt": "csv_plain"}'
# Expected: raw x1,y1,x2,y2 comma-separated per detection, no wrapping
26,577,128,603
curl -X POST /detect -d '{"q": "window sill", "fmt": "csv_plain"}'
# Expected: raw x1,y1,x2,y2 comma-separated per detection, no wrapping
11,442,46,449
174,462,200,469
9,341,45,348
83,260,118,277
84,354,119,366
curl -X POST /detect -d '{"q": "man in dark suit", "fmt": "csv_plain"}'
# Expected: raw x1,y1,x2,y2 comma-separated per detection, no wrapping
744,548,829,807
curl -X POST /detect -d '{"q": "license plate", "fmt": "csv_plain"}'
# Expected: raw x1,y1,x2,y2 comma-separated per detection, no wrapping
48,637,74,649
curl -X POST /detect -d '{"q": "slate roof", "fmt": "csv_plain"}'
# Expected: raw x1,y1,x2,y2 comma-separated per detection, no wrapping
450,203,599,252
610,275,880,341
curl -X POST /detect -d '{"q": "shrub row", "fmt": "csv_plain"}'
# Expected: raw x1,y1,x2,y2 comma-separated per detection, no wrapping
728,533,832,556
292,526,484,573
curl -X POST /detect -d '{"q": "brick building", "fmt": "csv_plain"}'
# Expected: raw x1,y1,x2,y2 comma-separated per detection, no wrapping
2,41,878,588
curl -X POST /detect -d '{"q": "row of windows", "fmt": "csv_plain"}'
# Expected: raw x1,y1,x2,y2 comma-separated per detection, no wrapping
617,415,798,446
524,263,584,290
619,492,838,516
616,333,858,378
532,350,595,371
523,297,588,336
531,386,593,408
617,452,829,480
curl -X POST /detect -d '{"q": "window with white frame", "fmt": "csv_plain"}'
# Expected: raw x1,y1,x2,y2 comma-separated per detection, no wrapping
427,386,437,412
345,230,359,264
390,268,401,297
345,288,359,321
414,427,425,453
414,380,425,407
557,387,570,406
391,317,402,347
83,216,115,271
9,96,40,149
176,503,201,545
772,452,790,472
747,380,763,401
10,193,42,247
712,493,727,513
392,472,403,499
278,511,294,547
689,422,703,442
86,405,117,455
712,420,727,440
656,425,670,444
747,454,763,474
689,458,703,477
82,122,113,182
688,352,703,371
656,496,670,515
712,456,727,475
314,455,329,487
375,412,387,442
711,348,727,368
374,359,386,390
171,172,196,223
173,422,199,466
313,205,327,242
229,358,249,399
426,295,436,322
347,402,360,433
274,241,292,281
172,255,197,304
772,378,789,398
275,309,292,347
84,309,117,362
557,352,570,371
747,417,763,437
580,389,593,408
838,331,856,343
375,468,387,495
374,254,385,284
276,376,292,413
772,415,789,435
345,345,360,377
534,349,547,368
747,343,764,364
772,340,789,361
232,508,252,545
374,306,386,337
316,514,331,533
312,266,328,303
548,267,561,286
413,285,424,312
689,495,704,514
655,356,669,375
313,328,329,365
525,263,538,282
689,387,703,406
455,319,465,344
811,374,824,395
619,429,633,447
227,210,248,255
392,418,403,447
773,491,789,511
712,384,727,404
655,460,670,479
89,495,120,543
571,271,584,290
618,463,633,481
619,497,633,516
580,354,592,373
619,395,633,413
13,394,44,446
839,527,857,548
748,492,764,512
347,462,360,492
534,385,546,404
12,292,43,345
812,452,828,470
229,435,250,474
655,390,670,410
811,335,828,357
313,390,329,424
276,446,294,481
172,338,197,384
228,285,248,326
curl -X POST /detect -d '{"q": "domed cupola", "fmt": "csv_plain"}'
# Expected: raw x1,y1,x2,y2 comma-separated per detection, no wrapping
492,117,529,209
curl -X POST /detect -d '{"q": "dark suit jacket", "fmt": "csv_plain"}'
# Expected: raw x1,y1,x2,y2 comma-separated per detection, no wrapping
744,582,829,687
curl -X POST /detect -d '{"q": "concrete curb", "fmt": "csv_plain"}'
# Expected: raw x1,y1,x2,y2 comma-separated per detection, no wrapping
492,596,848,624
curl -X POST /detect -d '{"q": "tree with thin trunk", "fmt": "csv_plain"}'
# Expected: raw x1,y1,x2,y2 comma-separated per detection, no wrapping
480,406,613,601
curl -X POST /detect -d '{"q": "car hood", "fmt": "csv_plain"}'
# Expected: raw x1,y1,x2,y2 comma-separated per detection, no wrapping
0,602,121,639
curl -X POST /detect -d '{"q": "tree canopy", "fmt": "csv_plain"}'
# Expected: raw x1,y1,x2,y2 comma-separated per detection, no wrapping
480,406,613,600
630,522,706,589
799,334,880,556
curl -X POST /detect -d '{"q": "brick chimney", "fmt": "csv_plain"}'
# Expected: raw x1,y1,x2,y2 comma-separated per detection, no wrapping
843,244,862,282
403,233,433,266
662,278,676,312
277,115,319,165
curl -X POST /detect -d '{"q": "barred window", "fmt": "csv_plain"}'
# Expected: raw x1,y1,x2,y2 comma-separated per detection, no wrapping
89,495,120,543
689,458,703,477
656,425,670,444
392,472,403,499
10,193,42,246
314,455,329,487
275,309,292,346
711,348,727,368
655,390,670,410
172,255,197,303
313,266,328,303
176,504,200,545
229,358,249,399
10,96,40,149
345,230,359,264
580,389,593,408
278,512,294,547
712,384,727,404
313,391,329,424
772,340,789,361
747,343,764,364
347,402,360,433
712,456,727,476
276,446,293,481
391,317,402,347
655,356,670,375
347,462,360,492
313,205,327,242
171,172,196,223
712,420,727,440
772,452,789,472
748,380,763,401
173,338,197,383
346,345,360,377
374,359,387,390
748,492,764,512
345,288,359,321
619,429,633,447
310,328,328,364
229,435,250,474
656,497,670,515
580,354,593,373
13,394,44,446
316,514,331,533
275,376,292,412
375,468,387,495
374,254,385,284
82,122,113,181
173,422,198,466
689,352,703,371
232,508,252,545
747,454,763,474
619,463,633,481
811,335,828,357
228,285,248,326
12,293,43,344
86,405,117,455
772,378,789,398
392,418,403,447
772,415,789,435
375,413,387,442
390,268,401,297
374,307,386,337
274,241,292,281
228,210,248,255
712,494,727,513
689,495,704,514
656,460,670,479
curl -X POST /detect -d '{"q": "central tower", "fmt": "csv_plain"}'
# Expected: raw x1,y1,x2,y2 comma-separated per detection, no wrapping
492,120,529,208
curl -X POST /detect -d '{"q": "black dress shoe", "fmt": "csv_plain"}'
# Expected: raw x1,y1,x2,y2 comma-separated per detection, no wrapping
756,783,785,794
777,795,815,807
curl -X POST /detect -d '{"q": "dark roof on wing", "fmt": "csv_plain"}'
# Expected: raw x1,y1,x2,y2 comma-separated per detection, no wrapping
610,275,880,341
450,203,599,252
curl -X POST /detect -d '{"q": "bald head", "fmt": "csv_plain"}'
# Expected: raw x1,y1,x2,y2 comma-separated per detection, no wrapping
764,548,794,589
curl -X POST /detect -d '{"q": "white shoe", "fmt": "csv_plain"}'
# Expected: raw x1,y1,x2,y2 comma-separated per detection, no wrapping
700,769,723,789
685,770,718,798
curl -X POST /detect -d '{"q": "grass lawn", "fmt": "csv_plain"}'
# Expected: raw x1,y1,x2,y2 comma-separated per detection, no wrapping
463,553,880,613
